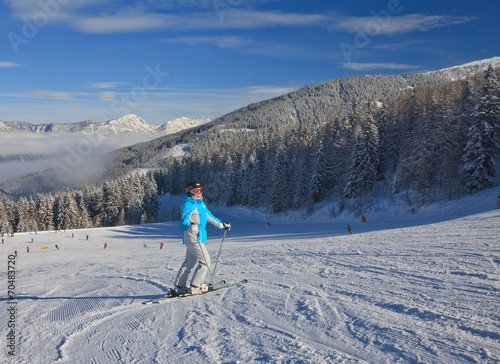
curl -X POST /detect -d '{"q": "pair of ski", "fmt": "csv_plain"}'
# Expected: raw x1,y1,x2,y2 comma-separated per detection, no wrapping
142,279,248,305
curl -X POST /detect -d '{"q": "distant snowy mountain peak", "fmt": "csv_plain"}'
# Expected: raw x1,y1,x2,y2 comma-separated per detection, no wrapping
158,116,212,135
96,114,158,135
0,114,212,136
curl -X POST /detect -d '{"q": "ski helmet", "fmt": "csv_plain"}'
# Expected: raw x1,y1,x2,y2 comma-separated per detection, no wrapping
185,181,203,197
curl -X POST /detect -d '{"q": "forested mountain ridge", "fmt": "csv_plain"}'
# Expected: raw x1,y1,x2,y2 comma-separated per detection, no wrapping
0,58,499,233
209,57,500,130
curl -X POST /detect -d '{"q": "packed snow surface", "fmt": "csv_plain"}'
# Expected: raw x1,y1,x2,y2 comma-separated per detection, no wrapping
1,195,499,363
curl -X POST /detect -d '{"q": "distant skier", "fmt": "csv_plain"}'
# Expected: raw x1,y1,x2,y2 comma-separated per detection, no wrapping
55,244,59,250
104,243,107,249
86,235,89,240
143,242,147,248
27,246,29,253
347,225,353,234
160,242,164,249
172,181,230,296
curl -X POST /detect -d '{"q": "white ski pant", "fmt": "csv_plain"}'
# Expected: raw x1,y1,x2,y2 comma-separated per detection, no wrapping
174,239,211,288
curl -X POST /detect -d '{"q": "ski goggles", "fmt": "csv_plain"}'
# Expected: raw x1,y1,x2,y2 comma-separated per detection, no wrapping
187,187,203,195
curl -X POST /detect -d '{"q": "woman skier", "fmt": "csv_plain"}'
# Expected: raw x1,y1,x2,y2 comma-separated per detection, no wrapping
172,181,230,295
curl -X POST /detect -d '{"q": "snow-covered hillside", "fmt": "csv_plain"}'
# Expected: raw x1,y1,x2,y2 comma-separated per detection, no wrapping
427,56,500,79
1,191,499,363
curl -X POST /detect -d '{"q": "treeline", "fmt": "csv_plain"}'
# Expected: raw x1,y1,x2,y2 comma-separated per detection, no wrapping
0,174,158,234
152,66,499,213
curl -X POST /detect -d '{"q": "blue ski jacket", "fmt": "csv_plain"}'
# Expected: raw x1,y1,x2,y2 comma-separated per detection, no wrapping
180,195,223,243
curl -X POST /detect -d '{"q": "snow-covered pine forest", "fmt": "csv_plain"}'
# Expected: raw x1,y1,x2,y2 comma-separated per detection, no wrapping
154,65,500,210
0,174,159,233
0,65,499,233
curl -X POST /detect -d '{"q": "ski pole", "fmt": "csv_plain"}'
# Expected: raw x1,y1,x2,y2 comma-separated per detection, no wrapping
212,222,228,278
197,238,215,286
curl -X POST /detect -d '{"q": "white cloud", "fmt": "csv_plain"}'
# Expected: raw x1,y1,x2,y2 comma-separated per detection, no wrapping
74,9,331,33
87,82,124,89
163,36,253,49
4,0,474,37
247,85,299,98
75,13,168,33
29,90,75,100
98,91,115,101
214,9,329,29
0,62,21,68
4,0,332,34
374,41,425,51
341,62,421,71
335,14,474,35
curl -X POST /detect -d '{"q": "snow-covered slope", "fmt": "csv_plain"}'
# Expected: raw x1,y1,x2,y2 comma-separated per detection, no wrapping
431,56,500,74
423,56,500,80
1,193,499,363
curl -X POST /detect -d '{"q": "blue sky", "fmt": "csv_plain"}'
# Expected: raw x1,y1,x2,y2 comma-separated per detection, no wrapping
0,0,498,125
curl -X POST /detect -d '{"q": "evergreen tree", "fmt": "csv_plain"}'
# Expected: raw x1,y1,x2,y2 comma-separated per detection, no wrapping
78,199,92,228
142,175,159,223
270,143,291,213
457,78,477,143
290,151,308,209
15,197,29,233
58,192,81,230
462,66,500,193
83,185,104,227
477,65,500,152
103,181,122,226
0,197,13,234
37,194,54,231
462,122,495,192
246,150,261,207
344,110,380,198
27,196,40,232
310,139,326,203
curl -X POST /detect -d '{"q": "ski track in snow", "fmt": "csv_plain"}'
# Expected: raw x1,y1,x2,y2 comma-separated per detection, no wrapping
1,208,499,363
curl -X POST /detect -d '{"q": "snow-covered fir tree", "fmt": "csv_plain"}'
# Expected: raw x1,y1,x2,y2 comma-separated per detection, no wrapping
462,65,500,193
344,108,380,198
36,194,54,231
310,139,326,203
